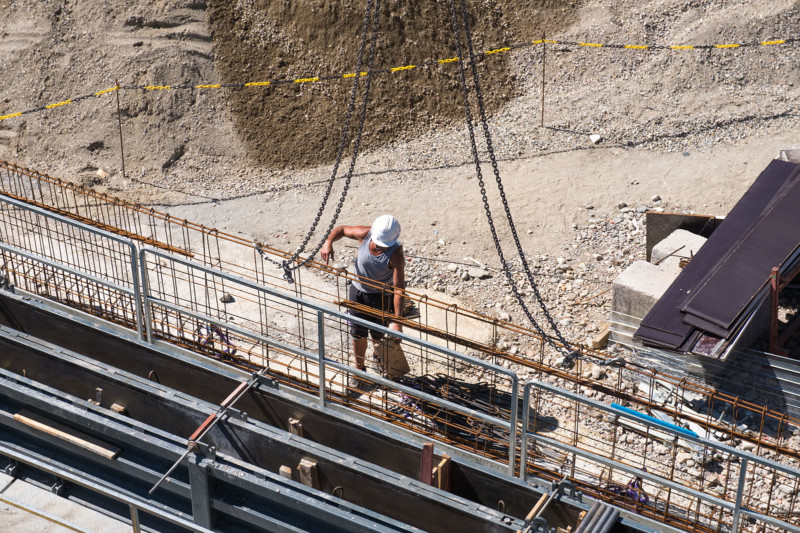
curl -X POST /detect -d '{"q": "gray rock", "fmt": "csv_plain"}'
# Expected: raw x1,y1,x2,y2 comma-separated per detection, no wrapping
220,293,235,303
651,195,661,202
468,268,490,279
617,202,628,209
447,263,458,272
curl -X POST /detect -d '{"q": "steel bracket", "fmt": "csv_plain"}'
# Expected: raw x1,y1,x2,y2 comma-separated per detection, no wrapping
551,478,582,502
523,516,551,533
225,407,247,422
194,441,217,460
4,459,20,477
51,476,67,496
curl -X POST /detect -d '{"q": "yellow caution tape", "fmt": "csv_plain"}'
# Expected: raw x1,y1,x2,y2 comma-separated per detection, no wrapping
0,32,796,123
94,86,118,96
45,100,72,109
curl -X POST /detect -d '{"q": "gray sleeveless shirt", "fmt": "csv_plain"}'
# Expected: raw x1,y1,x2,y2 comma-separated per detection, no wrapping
352,230,400,293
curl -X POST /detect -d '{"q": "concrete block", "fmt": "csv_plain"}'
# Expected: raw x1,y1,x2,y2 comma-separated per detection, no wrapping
612,260,678,322
651,229,707,273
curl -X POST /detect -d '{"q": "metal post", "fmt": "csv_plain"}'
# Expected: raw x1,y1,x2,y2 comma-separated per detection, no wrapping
115,79,126,180
317,311,326,405
129,244,144,341
508,376,519,477
139,249,153,343
129,505,141,533
770,267,779,353
732,458,749,531
188,456,213,528
540,33,546,128
520,382,532,481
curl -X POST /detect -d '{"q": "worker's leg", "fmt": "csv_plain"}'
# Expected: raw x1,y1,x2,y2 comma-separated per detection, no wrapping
353,337,368,371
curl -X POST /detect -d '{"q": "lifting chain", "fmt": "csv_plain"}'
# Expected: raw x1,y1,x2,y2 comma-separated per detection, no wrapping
447,0,574,359
256,0,382,283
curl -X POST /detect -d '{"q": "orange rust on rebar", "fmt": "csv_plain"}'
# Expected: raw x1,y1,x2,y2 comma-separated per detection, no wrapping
0,189,192,257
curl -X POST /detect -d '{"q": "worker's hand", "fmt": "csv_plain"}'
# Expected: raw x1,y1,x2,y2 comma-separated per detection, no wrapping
320,241,334,264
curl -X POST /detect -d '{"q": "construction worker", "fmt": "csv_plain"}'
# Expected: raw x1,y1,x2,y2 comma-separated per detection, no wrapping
321,215,406,393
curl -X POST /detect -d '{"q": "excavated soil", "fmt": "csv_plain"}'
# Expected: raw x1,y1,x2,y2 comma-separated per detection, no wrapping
207,0,582,168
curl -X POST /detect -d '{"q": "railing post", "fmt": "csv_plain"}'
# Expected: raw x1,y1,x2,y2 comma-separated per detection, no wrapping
139,249,153,343
129,243,144,341
520,382,532,481
317,311,326,405
508,376,519,477
732,457,749,532
129,505,141,533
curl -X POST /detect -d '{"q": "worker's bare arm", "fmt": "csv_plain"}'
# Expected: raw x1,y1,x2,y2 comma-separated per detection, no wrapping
321,225,371,264
389,246,405,334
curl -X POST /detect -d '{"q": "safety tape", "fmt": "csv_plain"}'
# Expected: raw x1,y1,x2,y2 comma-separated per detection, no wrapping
0,35,796,122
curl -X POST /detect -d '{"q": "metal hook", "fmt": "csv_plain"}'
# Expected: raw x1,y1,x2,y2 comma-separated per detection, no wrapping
332,486,344,498
282,261,295,284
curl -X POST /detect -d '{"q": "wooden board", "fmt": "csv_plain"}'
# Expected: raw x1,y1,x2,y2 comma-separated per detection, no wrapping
13,409,121,460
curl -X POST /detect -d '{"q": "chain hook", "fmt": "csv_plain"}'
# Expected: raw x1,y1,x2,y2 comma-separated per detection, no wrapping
281,261,295,284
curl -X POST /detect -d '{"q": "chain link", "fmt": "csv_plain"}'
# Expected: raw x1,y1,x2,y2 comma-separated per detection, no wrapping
448,0,573,358
257,0,381,283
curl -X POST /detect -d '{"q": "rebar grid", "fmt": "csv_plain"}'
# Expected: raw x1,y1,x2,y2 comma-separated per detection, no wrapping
1,161,799,532
526,386,799,532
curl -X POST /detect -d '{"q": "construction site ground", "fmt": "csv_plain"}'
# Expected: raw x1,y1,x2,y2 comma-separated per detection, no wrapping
2,1,800,531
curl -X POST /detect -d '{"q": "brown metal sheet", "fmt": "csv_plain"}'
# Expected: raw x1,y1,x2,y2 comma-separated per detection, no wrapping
682,179,800,329
635,160,800,349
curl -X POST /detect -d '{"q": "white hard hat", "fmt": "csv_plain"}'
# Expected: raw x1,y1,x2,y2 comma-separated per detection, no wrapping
370,215,401,248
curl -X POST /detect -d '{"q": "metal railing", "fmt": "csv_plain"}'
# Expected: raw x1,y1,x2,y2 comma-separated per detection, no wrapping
140,248,520,472
521,380,800,532
2,162,800,531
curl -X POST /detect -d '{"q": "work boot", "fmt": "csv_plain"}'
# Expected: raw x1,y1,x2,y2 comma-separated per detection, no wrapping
346,372,375,398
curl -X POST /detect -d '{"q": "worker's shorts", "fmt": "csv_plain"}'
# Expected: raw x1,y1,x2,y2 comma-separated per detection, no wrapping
348,284,395,340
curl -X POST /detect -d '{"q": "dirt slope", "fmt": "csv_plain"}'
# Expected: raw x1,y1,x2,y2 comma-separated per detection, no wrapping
0,0,798,262
207,0,582,167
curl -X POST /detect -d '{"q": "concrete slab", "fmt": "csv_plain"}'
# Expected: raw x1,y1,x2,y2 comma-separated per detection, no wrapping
650,229,707,274
0,474,129,533
612,260,679,324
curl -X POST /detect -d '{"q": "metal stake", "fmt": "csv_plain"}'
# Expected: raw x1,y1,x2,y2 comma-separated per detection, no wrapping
540,34,546,128
115,78,126,179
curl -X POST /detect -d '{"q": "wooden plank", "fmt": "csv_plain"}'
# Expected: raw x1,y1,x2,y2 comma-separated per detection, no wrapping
279,465,293,480
297,458,319,489
13,409,121,460
288,418,303,437
420,442,434,485
431,454,451,491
